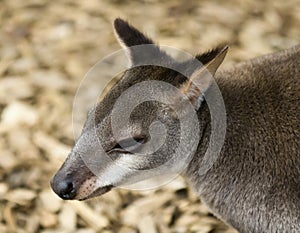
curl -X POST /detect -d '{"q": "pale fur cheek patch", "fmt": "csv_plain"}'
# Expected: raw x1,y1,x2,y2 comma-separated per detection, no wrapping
75,176,98,200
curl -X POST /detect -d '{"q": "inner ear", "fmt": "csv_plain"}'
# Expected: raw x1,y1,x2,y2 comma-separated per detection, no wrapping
113,18,172,66
179,46,229,108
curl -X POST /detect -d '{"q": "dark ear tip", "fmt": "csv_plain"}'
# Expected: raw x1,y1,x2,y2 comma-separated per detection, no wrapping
114,18,129,31
214,44,229,54
221,45,229,53
195,44,229,66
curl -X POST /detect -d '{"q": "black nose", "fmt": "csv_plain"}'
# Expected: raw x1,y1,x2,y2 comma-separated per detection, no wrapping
51,176,77,200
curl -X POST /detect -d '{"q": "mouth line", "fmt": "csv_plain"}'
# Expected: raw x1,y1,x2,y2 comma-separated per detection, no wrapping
78,185,114,201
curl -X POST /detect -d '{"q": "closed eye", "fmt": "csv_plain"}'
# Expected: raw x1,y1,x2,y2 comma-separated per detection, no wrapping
111,137,146,154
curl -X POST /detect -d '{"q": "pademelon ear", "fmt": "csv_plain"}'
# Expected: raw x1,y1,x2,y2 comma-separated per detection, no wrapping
180,46,229,108
114,18,154,48
113,18,171,66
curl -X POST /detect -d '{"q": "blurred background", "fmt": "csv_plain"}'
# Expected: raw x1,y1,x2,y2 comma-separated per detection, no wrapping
0,0,299,233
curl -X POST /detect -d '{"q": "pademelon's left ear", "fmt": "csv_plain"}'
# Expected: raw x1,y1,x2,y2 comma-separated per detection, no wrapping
180,46,229,108
113,18,171,65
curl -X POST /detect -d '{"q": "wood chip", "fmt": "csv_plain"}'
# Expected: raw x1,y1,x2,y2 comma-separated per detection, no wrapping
138,215,157,233
30,70,72,91
59,203,77,231
0,151,18,170
3,204,16,232
4,189,36,206
33,131,71,164
70,201,109,230
25,214,40,233
0,101,38,132
122,192,173,226
75,229,97,233
0,183,9,197
39,189,62,213
39,210,58,228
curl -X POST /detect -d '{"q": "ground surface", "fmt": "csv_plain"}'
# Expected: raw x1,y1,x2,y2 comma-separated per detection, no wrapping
0,0,299,233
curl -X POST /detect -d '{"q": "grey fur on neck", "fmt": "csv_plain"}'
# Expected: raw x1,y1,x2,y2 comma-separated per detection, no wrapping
185,45,300,233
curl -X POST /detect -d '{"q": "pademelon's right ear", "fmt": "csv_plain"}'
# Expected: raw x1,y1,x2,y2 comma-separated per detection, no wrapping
180,46,228,108
113,18,170,66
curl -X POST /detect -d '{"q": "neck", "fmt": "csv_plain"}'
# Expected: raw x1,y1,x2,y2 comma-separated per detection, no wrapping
183,99,212,186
